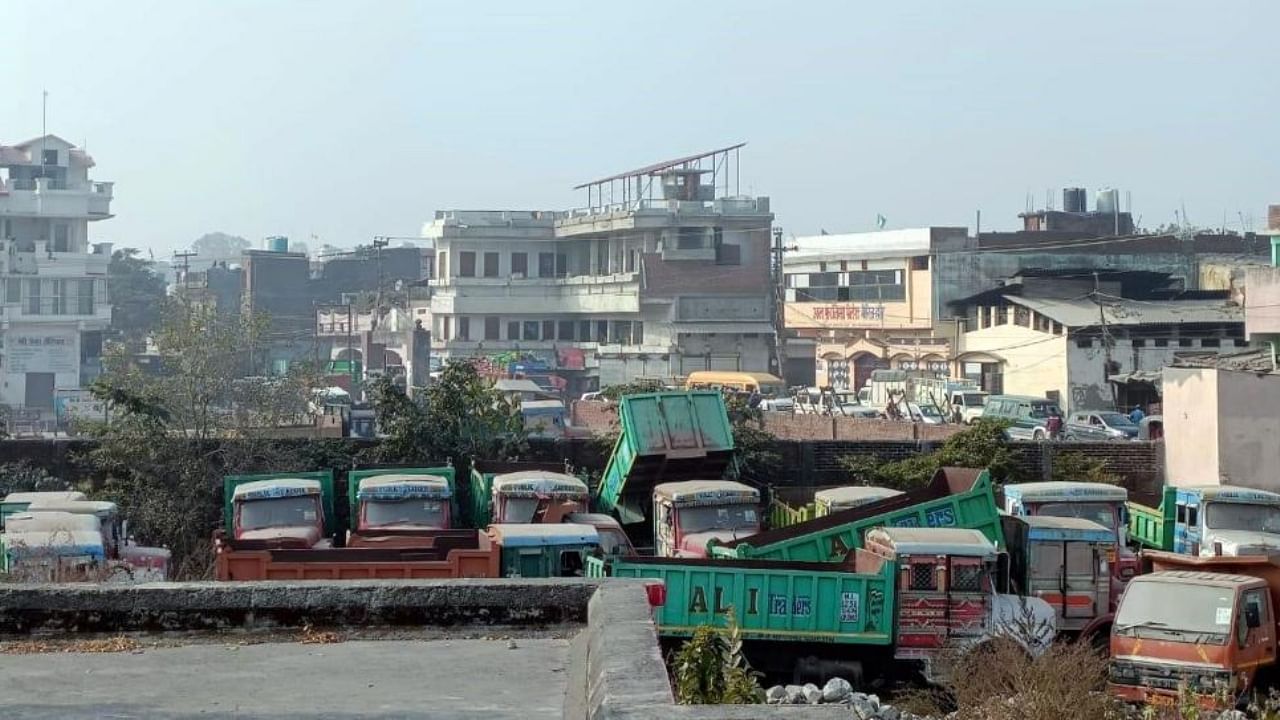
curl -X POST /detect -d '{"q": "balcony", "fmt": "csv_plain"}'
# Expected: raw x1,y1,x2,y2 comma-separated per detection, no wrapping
0,177,114,219
556,196,772,236
430,272,641,315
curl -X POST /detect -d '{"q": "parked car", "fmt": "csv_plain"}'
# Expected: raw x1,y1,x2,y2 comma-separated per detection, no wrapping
1064,411,1139,441
981,395,1063,440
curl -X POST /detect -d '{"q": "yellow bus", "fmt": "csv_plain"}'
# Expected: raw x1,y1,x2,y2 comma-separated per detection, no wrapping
683,371,786,397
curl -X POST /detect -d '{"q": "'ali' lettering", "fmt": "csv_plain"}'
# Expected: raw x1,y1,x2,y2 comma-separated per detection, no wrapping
689,587,707,614
713,587,730,614
746,587,759,616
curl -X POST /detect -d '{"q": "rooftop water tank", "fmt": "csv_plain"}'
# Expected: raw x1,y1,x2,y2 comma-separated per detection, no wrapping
1095,188,1119,216
266,236,289,253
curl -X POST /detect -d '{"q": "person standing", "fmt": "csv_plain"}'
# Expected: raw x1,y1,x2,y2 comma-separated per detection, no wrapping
1128,405,1145,424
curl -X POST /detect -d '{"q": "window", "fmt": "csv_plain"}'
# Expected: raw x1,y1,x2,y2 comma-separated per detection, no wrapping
442,317,451,340
485,316,500,340
483,252,499,278
536,252,554,278
457,317,470,341
715,243,741,265
1235,339,1251,347
595,239,608,274
624,249,636,273
910,255,929,271
507,321,519,340
76,279,94,315
511,252,528,277
677,227,703,249
1179,338,1194,348
436,251,448,279
542,320,555,340
1154,339,1169,348
523,321,540,340
1201,338,1220,348
909,563,936,591
1075,338,1092,348
555,253,567,277
53,224,69,252
558,321,574,340
42,149,58,165
579,321,592,342
26,279,40,315
596,320,608,343
5,279,18,304
951,562,984,592
633,322,644,344
1132,339,1146,348
458,251,476,277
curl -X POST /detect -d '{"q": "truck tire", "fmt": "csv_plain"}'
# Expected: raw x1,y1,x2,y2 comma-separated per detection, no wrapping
1033,429,1046,441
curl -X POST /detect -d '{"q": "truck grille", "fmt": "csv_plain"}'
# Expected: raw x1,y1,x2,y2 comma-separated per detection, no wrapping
1110,659,1234,693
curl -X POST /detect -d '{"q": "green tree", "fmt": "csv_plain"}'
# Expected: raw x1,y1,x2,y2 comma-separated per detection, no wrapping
191,231,250,258
839,420,1021,489
369,360,525,464
85,300,320,577
106,248,167,344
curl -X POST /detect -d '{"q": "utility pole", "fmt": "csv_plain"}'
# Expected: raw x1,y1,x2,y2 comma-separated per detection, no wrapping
770,226,786,377
1093,272,1116,408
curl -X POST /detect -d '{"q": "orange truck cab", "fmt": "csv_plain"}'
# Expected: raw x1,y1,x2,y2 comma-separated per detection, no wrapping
231,479,329,550
348,474,452,548
653,480,761,558
1109,551,1280,710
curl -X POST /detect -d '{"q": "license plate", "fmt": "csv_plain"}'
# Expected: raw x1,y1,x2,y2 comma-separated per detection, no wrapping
1145,692,1176,708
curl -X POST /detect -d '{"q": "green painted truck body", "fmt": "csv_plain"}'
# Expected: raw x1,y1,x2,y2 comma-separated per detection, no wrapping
348,466,457,527
586,555,895,644
222,471,337,536
594,392,735,516
709,467,1002,562
1127,486,1176,551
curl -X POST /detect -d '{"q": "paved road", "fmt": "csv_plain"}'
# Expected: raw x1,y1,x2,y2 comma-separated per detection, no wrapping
0,638,572,719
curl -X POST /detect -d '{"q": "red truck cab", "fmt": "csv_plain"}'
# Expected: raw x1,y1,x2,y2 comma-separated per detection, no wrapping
231,478,328,550
348,474,452,548
653,480,761,558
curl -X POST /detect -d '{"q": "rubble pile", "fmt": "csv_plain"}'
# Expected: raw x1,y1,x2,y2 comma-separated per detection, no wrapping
764,678,928,719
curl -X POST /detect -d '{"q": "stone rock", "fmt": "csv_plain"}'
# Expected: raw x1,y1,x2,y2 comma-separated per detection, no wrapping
880,706,900,720
784,685,804,705
821,677,852,703
803,683,823,704
849,692,879,720
765,685,787,704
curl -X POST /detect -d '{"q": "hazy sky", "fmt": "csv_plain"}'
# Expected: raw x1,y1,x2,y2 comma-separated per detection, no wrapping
3,1,1277,255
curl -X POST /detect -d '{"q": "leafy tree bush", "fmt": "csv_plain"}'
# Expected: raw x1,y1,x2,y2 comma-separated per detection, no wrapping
839,420,1021,489
670,608,764,705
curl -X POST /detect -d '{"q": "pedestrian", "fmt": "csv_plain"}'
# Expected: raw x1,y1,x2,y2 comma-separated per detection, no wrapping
1046,413,1063,441
1128,404,1145,424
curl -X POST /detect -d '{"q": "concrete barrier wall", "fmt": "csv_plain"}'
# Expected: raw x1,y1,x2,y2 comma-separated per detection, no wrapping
0,578,597,634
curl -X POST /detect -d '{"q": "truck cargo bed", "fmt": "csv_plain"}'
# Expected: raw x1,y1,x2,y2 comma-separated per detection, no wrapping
710,467,1000,562
215,532,500,580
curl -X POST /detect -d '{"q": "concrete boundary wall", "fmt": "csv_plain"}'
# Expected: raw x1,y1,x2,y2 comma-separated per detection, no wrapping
584,580,851,720
0,578,597,634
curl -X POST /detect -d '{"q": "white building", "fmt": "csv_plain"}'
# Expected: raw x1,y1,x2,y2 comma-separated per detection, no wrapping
420,146,775,395
0,135,114,413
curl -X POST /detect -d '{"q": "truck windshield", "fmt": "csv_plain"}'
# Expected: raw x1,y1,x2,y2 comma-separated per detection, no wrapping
1114,580,1234,644
1205,502,1280,533
238,496,320,531
500,497,586,523
679,504,759,534
1037,502,1117,529
362,499,447,528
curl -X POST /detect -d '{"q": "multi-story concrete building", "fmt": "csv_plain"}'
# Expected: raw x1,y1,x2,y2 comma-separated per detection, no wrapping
0,135,114,413
421,146,775,394
782,227,966,390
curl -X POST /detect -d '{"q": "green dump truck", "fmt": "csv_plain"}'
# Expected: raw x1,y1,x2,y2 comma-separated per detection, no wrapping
589,526,1055,680
469,462,589,527
709,467,1002,562
594,391,735,521
347,466,458,547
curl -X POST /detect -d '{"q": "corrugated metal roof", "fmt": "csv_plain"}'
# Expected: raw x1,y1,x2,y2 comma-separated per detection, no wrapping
787,228,935,262
1006,295,1242,328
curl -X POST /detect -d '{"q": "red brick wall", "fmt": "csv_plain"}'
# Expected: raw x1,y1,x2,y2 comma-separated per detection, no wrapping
570,401,618,435
763,413,833,440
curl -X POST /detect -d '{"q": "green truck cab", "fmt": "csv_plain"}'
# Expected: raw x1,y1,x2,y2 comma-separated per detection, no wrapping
1128,485,1280,557
221,471,337,549
710,467,1003,562
489,523,599,578
652,480,760,558
590,526,1055,680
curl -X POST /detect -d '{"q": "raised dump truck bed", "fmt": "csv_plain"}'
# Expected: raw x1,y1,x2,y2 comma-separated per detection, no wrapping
594,392,735,516
587,554,895,645
215,530,500,580
1127,486,1175,551
709,467,1001,562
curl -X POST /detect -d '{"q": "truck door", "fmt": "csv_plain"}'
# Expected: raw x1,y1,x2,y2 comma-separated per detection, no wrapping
1236,588,1275,683
946,556,988,641
1174,491,1200,554
1029,540,1098,625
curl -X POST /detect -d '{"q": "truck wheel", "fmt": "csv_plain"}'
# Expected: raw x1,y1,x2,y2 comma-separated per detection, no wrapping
1089,628,1111,657
1033,429,1046,441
